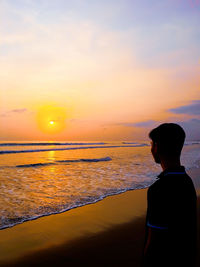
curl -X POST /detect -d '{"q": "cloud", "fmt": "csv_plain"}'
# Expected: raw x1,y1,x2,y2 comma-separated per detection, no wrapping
129,120,157,128
178,119,200,140
0,108,28,117
122,118,200,140
0,113,7,117
11,108,28,113
169,100,200,115
117,120,157,128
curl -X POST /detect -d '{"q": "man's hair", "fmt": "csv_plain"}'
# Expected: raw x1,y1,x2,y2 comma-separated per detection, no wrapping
149,123,186,157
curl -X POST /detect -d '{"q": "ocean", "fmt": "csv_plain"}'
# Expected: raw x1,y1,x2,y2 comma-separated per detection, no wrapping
0,141,200,230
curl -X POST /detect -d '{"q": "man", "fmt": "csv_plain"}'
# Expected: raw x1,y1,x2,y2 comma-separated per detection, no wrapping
143,123,197,267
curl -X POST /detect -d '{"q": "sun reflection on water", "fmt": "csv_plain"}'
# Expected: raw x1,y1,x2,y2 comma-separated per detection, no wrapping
48,150,55,162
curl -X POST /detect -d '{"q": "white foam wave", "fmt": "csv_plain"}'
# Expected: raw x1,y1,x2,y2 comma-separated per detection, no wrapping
0,185,149,230
0,144,148,155
16,157,112,168
0,142,106,147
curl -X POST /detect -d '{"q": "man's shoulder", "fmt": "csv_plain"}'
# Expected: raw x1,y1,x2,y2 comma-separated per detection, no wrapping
148,172,196,199
177,173,197,197
148,176,168,191
170,172,196,190
148,179,160,191
148,178,167,198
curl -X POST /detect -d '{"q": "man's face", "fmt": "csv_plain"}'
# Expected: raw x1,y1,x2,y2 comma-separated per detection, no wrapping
151,141,161,164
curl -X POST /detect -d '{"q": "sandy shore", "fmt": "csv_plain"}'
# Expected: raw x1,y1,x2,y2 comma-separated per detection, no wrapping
0,166,199,267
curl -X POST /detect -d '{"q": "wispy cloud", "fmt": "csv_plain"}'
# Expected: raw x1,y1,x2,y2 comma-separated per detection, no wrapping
116,120,158,128
129,120,157,128
11,108,28,113
122,117,200,140
169,100,200,115
0,108,28,117
118,117,200,140
178,118,200,140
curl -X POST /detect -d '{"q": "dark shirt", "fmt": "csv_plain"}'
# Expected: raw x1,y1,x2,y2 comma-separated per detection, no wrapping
143,166,197,267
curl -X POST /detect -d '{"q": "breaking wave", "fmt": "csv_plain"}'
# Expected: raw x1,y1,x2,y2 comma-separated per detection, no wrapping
0,142,106,147
0,144,148,155
16,157,112,168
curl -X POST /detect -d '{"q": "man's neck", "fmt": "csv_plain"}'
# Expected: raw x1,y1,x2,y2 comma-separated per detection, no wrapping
160,158,181,171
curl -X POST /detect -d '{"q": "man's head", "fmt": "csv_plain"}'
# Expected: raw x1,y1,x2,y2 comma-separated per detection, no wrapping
149,123,186,164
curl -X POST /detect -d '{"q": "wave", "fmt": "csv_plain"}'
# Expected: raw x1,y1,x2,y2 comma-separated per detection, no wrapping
16,162,55,168
0,144,148,155
80,157,111,162
16,157,112,168
57,156,112,163
185,141,200,146
122,142,139,144
0,184,150,230
123,142,148,145
0,142,106,147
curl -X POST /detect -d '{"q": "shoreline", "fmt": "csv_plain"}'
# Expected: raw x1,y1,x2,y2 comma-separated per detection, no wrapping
0,186,148,232
0,187,148,266
0,166,199,266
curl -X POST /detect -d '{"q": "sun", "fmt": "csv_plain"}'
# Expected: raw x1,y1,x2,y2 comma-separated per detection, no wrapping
36,105,67,134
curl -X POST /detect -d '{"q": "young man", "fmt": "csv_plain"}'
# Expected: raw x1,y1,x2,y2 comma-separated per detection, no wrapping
143,123,197,267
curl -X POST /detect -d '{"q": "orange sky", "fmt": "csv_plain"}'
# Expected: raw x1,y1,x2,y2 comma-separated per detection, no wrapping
1,0,200,140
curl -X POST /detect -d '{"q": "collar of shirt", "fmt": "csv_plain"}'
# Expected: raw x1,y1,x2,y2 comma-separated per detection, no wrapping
157,166,186,179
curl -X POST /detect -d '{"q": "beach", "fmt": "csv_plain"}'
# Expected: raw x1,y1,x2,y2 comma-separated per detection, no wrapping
0,165,199,267
1,0,200,265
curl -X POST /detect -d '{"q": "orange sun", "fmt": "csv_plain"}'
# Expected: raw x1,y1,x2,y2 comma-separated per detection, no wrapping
36,105,67,134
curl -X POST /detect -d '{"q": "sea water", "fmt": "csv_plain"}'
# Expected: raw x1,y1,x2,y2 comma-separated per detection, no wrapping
0,141,200,229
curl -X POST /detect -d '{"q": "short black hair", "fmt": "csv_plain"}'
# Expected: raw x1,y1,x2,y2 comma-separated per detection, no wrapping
149,123,185,157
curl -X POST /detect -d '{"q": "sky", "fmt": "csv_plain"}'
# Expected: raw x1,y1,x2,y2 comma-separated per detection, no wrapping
0,0,200,141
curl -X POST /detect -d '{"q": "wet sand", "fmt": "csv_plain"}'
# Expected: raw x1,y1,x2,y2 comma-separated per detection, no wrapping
0,167,199,267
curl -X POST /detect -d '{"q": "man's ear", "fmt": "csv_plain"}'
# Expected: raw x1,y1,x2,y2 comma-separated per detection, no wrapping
151,142,160,164
151,142,157,153
154,143,158,153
